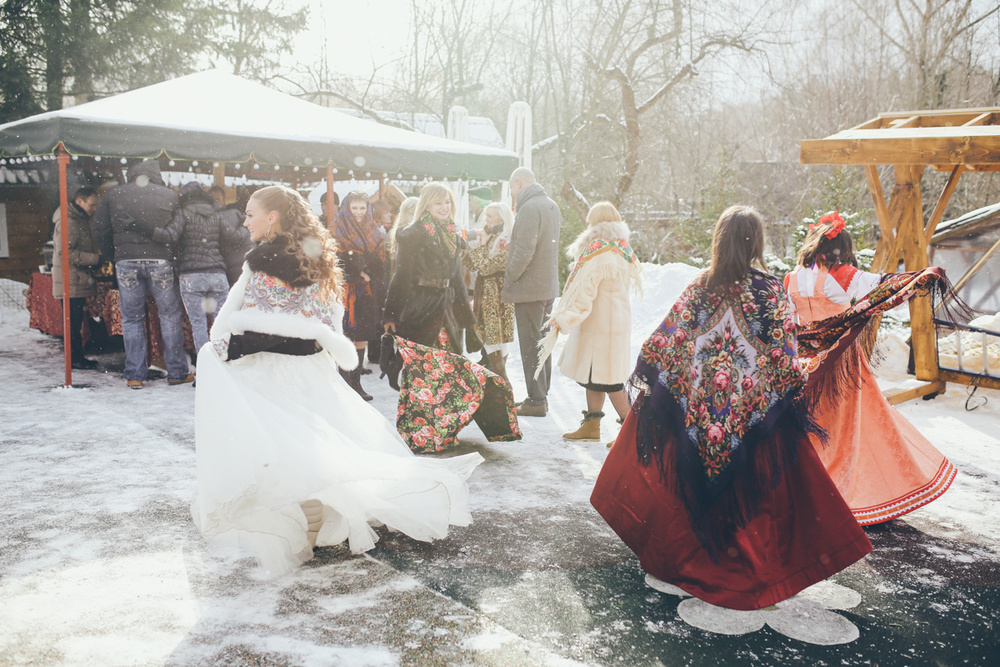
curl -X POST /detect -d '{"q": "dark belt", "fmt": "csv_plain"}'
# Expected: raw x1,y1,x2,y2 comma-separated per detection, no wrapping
227,332,322,360
417,277,450,289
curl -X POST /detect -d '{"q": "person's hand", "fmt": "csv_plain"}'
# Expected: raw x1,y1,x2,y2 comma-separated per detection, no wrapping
551,322,560,334
384,322,396,333
360,271,370,283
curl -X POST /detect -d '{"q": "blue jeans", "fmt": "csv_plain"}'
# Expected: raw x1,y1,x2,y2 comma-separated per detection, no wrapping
179,271,230,354
116,259,189,382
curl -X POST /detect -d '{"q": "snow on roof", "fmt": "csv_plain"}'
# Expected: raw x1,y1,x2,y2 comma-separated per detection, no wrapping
0,71,518,180
336,109,505,149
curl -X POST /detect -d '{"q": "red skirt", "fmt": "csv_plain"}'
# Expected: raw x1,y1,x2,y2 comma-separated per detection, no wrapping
591,411,872,610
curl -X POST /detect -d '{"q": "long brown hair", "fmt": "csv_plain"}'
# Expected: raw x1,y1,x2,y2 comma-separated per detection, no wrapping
705,205,767,292
797,217,858,269
249,185,344,299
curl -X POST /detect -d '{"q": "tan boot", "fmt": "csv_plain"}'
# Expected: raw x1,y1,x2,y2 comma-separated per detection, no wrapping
300,499,324,548
563,411,603,441
487,351,509,384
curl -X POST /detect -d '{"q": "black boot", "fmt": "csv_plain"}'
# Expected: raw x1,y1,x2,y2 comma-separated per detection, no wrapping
349,349,373,401
357,347,372,375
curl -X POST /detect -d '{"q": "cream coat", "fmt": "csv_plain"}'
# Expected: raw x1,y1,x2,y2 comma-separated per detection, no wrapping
543,220,642,386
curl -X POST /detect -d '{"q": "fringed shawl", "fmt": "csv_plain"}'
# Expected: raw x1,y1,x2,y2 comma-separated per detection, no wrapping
628,269,820,557
797,267,966,402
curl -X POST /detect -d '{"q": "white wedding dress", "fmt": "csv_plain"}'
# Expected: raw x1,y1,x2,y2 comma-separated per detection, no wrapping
192,266,483,577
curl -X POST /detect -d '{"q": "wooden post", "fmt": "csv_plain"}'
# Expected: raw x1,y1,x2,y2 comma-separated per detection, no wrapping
379,175,386,201
58,149,72,387
897,164,938,381
325,165,335,226
212,162,227,203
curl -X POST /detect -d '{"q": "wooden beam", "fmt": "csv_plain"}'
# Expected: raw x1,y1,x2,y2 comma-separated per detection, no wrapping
864,165,893,241
897,164,939,382
962,112,995,126
800,133,1000,166
938,370,1000,392
889,116,920,128
883,380,946,405
924,165,964,246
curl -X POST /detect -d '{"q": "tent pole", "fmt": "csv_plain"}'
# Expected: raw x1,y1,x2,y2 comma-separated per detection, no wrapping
379,176,386,201
57,148,72,387
325,166,335,226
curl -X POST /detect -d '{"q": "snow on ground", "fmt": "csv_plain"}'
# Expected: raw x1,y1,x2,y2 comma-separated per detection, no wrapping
1,263,998,665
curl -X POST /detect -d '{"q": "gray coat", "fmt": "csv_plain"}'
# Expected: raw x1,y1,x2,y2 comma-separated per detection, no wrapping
502,183,561,303
92,160,178,263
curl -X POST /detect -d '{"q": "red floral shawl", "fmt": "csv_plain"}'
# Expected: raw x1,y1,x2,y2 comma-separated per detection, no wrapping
629,269,819,555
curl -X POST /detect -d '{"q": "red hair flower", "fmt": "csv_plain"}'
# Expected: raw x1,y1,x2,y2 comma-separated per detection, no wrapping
809,211,846,240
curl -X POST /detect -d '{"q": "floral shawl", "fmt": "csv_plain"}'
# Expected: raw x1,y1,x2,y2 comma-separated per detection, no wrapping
329,198,385,260
629,268,818,555
419,213,460,257
395,336,521,453
796,266,961,402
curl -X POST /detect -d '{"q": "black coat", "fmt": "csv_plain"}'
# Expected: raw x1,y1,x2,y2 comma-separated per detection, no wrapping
92,160,178,263
383,221,475,352
137,192,245,275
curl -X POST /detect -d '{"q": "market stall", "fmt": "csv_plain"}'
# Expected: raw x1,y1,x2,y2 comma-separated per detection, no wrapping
0,70,519,385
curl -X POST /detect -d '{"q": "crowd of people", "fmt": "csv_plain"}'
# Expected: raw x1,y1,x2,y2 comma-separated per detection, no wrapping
51,160,959,610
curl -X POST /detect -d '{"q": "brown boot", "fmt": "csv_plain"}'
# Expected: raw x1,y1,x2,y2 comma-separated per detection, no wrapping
563,411,603,441
487,351,509,384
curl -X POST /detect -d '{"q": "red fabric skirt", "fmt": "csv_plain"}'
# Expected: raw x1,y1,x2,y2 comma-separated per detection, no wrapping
591,411,872,610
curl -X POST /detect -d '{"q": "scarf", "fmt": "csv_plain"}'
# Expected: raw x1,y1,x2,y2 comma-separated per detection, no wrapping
329,199,386,260
420,213,460,257
629,269,819,556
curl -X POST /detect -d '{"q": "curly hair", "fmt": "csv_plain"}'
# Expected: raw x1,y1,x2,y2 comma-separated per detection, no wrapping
249,185,344,300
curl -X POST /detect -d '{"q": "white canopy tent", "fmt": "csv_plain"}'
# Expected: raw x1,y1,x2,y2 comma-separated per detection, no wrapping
0,70,519,385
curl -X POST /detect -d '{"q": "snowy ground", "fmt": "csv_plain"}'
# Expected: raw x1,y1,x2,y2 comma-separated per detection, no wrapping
1,264,999,666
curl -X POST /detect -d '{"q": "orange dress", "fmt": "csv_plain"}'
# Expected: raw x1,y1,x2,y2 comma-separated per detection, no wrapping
786,267,956,524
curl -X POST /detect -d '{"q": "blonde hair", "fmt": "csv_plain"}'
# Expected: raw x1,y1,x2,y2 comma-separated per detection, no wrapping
249,185,344,299
387,196,419,261
586,201,622,226
411,182,457,225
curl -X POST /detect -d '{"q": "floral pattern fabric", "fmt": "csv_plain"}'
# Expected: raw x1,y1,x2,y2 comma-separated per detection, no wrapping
395,336,521,453
636,269,803,483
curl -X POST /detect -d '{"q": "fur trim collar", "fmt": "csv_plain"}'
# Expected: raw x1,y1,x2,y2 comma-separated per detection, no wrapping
246,236,314,287
566,220,631,259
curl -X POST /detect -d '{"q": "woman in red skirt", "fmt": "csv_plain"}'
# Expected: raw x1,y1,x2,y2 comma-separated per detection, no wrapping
591,205,872,611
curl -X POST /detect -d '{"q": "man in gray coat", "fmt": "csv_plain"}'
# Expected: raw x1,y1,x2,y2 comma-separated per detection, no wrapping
502,167,561,417
92,159,190,389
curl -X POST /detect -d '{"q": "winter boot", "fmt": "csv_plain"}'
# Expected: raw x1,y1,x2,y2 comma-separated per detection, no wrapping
300,499,324,548
563,411,604,441
357,347,373,375
486,351,509,385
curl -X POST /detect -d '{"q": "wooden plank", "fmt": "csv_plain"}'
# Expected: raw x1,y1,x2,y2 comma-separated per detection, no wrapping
883,380,946,405
889,116,920,128
962,112,995,126
938,369,1000,391
924,165,964,246
800,134,1000,166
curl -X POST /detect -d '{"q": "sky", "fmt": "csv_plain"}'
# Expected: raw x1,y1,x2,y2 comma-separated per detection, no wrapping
298,0,412,78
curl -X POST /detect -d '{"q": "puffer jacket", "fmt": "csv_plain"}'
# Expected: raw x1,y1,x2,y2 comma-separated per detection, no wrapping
92,160,178,263
134,190,243,274
51,200,101,299
216,206,254,285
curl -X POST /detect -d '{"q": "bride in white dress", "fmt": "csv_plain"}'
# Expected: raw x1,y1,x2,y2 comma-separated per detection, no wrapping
192,185,483,577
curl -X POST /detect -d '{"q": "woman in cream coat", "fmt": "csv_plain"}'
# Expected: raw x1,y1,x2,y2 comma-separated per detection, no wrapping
538,202,643,441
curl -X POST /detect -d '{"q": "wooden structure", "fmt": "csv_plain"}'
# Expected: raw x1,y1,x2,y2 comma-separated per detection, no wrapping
801,108,1000,399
